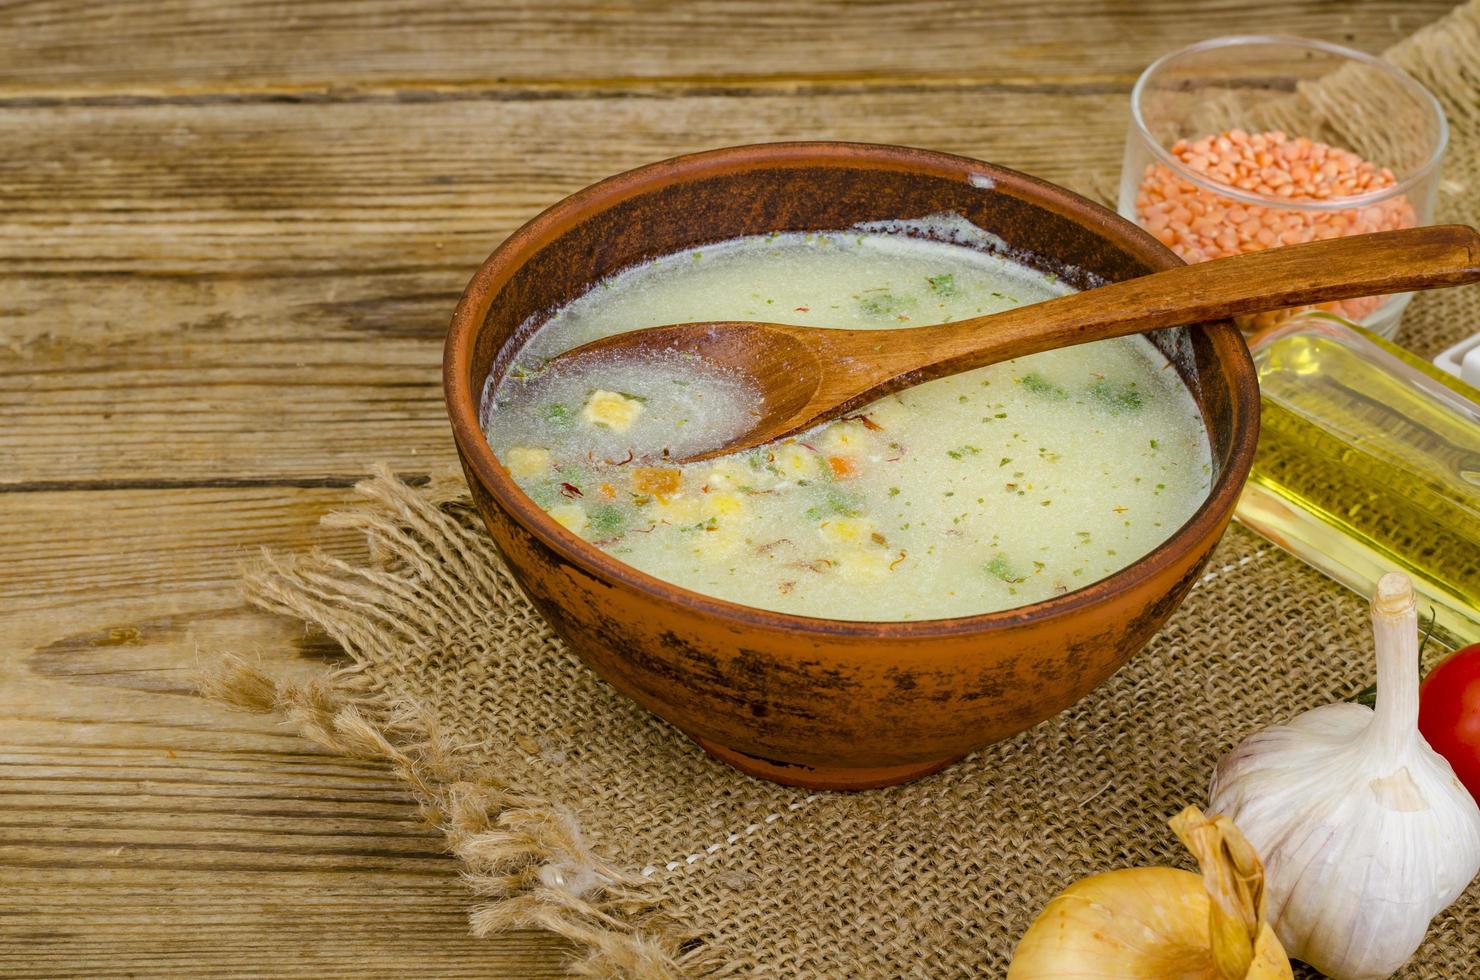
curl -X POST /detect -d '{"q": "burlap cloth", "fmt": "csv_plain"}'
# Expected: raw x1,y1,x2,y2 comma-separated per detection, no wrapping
207,5,1480,976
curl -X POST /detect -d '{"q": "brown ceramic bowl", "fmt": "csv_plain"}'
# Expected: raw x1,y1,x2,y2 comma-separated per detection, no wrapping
444,142,1259,790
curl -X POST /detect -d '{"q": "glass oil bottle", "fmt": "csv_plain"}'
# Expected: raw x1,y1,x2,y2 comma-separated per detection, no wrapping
1237,312,1480,649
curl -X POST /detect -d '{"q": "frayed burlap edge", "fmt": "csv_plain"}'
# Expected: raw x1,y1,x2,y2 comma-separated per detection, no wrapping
200,467,712,980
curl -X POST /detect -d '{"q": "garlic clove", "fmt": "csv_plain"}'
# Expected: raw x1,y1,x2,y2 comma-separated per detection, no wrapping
1209,572,1480,980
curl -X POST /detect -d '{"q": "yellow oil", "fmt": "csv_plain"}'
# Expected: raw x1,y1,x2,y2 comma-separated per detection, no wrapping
1237,314,1480,649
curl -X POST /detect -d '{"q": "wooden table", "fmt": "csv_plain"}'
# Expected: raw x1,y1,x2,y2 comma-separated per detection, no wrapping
0,3,1456,975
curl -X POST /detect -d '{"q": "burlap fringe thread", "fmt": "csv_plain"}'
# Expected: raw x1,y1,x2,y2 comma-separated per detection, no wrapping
202,468,707,979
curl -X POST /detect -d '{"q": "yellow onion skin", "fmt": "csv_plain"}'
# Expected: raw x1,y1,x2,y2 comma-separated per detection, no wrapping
1007,868,1293,980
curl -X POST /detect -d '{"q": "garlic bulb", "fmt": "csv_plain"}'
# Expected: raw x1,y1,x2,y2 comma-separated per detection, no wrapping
1008,806,1292,979
1209,572,1480,980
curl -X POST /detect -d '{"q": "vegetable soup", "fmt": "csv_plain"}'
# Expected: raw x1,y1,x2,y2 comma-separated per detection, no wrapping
482,229,1213,620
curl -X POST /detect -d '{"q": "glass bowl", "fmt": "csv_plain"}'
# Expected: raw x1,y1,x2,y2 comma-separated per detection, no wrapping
1118,35,1448,339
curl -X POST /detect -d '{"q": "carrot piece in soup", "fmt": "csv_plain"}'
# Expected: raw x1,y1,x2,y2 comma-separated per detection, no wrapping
633,467,683,496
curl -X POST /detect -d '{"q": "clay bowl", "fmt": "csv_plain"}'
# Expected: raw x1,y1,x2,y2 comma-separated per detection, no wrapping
444,142,1259,790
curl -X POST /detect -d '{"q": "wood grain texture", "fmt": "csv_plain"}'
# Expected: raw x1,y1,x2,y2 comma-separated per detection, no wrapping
0,488,568,978
0,0,1448,98
2,90,1132,486
0,2,1461,977
0,91,1132,277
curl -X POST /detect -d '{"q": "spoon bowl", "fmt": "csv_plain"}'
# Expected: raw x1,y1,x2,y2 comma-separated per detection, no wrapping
570,318,830,438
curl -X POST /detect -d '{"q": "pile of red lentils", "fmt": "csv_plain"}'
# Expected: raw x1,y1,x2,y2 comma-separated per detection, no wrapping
1135,128,1416,324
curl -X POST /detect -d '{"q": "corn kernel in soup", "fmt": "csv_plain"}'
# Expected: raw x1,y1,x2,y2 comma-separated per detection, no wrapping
482,230,1213,621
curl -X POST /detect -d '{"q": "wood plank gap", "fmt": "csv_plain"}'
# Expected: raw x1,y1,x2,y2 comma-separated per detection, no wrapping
0,71,1133,110
0,474,433,494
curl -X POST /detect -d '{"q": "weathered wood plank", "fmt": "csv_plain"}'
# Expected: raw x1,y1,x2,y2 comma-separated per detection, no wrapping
0,486,370,611
0,487,568,977
0,90,1131,277
1,270,454,487
2,89,1133,486
0,0,1447,98
0,734,574,978
1,264,456,485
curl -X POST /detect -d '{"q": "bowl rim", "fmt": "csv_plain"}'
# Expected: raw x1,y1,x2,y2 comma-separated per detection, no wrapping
444,140,1260,639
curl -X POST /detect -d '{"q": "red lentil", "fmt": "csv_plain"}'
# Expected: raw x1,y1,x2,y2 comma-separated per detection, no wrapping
1136,129,1417,327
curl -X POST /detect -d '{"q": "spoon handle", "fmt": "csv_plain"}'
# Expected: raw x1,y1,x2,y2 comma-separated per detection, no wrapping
914,224,1480,374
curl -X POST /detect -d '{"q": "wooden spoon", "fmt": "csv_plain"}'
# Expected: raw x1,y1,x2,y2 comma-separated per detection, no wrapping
549,224,1480,462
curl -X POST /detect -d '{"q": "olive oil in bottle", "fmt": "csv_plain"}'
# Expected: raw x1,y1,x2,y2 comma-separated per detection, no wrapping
1237,313,1480,649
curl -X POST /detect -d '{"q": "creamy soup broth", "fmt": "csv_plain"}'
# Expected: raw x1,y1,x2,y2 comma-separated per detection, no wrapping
482,230,1213,621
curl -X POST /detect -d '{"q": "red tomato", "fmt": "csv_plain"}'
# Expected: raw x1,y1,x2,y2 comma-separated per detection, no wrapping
1418,642,1480,805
